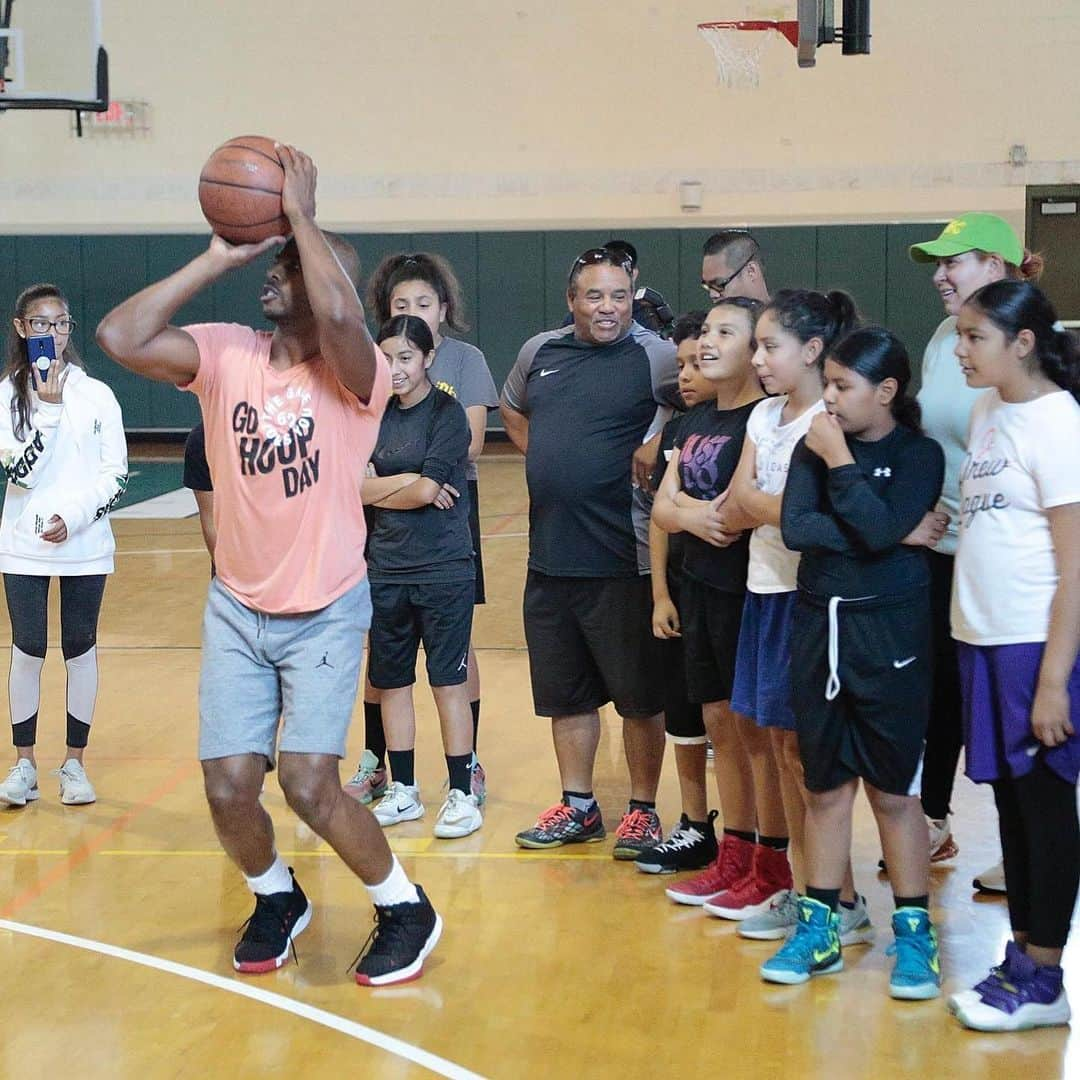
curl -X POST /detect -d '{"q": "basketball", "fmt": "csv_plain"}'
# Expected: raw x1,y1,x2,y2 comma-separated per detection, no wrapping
198,135,289,245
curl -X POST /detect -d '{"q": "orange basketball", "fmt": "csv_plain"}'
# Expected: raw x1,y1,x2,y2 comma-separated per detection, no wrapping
198,135,289,245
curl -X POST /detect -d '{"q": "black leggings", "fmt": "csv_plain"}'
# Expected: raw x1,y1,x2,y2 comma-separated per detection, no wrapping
920,550,964,819
4,573,106,659
992,760,1080,949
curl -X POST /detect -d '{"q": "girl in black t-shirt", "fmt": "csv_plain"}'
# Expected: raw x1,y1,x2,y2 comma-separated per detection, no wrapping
361,316,481,841
652,297,775,908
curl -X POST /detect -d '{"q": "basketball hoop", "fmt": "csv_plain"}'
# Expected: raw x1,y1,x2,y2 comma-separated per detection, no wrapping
697,20,799,88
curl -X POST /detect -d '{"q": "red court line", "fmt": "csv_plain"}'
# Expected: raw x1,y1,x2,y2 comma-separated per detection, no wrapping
483,500,529,537
0,761,198,920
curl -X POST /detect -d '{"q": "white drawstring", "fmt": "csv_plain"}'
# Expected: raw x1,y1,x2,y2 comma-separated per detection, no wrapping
826,597,842,701
825,594,876,701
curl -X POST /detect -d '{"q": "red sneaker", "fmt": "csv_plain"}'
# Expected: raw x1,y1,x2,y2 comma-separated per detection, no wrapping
703,844,794,919
664,833,755,906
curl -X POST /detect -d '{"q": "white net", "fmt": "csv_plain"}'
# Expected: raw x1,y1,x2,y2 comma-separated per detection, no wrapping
697,22,778,89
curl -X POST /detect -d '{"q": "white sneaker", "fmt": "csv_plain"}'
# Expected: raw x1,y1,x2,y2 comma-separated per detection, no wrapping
433,788,483,839
927,816,959,862
0,759,39,808
372,782,424,827
973,859,1006,895
839,894,876,947
57,759,96,805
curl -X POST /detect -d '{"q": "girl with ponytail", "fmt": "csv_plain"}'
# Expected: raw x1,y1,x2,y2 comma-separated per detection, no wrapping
946,280,1080,1032
907,212,1044,882
712,290,872,943
764,326,946,999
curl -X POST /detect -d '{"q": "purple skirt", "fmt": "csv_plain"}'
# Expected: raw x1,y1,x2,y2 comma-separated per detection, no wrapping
957,641,1080,784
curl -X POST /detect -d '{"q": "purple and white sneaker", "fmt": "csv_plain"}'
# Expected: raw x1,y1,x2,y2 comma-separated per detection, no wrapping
953,941,1071,1032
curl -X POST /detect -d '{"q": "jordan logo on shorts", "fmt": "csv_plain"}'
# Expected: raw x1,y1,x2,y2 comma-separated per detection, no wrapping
457,653,468,672
316,652,333,670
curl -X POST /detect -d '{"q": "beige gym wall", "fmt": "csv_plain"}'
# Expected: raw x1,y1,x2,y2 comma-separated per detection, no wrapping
2,1,1077,233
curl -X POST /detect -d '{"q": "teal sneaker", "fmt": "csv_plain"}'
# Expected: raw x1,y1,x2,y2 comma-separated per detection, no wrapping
760,897,843,985
887,907,942,1000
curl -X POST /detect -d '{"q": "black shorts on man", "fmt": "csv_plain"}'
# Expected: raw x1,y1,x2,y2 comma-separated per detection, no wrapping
523,571,664,720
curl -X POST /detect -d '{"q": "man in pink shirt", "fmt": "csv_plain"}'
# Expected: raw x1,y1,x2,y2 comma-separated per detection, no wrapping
97,145,441,987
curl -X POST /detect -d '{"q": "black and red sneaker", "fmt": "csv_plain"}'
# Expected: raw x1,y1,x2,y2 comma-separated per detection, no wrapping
233,868,312,974
514,800,606,849
354,885,443,986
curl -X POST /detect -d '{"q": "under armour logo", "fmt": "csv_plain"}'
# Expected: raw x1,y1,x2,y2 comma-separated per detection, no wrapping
873,467,892,478
316,653,333,670
93,419,102,434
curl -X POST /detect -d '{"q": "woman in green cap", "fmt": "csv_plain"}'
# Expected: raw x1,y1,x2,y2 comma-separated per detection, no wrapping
908,213,1043,893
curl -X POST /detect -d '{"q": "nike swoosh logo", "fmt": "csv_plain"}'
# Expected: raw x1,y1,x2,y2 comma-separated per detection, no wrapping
539,368,559,377
893,656,917,669
812,948,836,964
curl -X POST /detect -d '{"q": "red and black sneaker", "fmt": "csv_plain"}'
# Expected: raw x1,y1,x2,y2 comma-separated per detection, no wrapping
612,806,663,861
514,800,606,849
664,832,755,906
233,868,312,974
354,885,443,987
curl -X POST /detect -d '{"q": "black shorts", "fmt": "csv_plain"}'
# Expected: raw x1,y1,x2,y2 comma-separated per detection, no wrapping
368,579,474,690
468,478,486,606
681,580,746,706
662,574,705,741
790,589,931,796
524,570,664,720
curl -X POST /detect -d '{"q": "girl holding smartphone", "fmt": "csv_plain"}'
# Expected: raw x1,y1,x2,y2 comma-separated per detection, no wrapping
0,284,127,808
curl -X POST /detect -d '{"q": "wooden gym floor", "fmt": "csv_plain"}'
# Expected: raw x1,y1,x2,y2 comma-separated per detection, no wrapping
0,450,1075,1079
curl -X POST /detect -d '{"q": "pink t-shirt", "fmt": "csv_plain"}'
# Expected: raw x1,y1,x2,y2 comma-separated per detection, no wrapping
182,323,390,614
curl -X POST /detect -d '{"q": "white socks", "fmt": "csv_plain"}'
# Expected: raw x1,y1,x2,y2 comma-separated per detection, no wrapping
366,855,420,907
245,854,294,896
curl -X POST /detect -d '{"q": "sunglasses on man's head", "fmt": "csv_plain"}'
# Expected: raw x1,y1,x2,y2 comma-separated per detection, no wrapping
568,248,634,283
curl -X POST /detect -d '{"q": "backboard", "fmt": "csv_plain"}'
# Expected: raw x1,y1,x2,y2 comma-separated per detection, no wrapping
0,0,107,111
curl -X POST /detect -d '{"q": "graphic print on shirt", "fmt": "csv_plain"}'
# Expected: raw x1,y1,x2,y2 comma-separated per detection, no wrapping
232,386,321,499
680,432,734,497
958,426,1010,529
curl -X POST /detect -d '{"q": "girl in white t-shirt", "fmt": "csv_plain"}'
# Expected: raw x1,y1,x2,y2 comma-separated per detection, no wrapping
716,290,869,943
949,280,1080,1033
908,213,1043,880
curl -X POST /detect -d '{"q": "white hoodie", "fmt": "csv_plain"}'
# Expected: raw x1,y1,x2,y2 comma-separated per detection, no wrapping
0,366,128,575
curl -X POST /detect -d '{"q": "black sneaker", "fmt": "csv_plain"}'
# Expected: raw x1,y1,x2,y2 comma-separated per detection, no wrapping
234,868,312,974
634,811,718,874
354,884,443,986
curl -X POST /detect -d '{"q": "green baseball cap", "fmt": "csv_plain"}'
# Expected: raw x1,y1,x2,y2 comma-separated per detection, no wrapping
909,213,1024,266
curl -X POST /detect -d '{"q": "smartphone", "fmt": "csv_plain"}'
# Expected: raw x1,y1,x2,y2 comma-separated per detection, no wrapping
27,334,56,382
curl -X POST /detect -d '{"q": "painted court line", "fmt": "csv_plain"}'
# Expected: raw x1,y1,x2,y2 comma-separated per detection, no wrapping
0,919,485,1080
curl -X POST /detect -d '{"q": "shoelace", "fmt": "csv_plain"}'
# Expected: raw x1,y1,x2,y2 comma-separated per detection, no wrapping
536,803,575,829
348,763,379,786
347,904,412,974
885,932,934,975
617,809,656,841
656,826,704,852
238,894,301,967
775,920,833,964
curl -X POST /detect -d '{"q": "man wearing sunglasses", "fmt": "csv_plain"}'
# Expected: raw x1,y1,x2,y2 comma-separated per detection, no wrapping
500,248,679,859
700,230,771,305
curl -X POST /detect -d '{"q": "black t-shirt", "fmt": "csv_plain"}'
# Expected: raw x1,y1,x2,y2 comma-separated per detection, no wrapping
653,413,687,584
781,423,945,598
675,399,761,591
367,387,473,584
502,324,678,578
183,422,212,492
